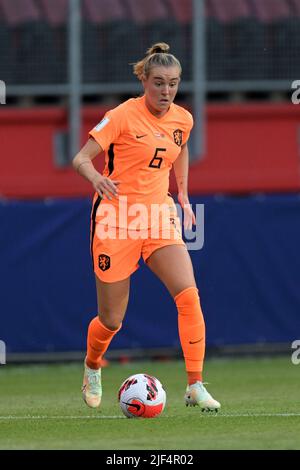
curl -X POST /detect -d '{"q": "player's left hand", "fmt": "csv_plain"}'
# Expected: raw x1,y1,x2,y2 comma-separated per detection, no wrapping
178,192,196,231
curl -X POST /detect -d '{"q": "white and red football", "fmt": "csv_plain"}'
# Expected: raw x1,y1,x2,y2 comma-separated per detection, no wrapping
118,373,166,418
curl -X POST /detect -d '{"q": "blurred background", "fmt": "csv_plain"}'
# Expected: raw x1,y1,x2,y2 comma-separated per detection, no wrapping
0,0,299,364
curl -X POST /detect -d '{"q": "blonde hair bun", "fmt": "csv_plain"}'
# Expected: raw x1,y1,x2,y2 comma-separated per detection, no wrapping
147,42,170,56
133,42,181,81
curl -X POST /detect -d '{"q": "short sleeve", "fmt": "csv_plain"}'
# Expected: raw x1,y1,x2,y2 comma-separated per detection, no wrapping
182,110,194,146
89,103,126,151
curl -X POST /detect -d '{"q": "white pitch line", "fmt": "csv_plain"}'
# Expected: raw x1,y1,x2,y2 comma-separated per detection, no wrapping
211,413,300,418
0,415,126,420
0,413,299,420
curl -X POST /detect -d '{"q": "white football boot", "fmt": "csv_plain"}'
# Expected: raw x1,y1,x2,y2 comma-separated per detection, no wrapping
82,361,102,408
185,381,221,412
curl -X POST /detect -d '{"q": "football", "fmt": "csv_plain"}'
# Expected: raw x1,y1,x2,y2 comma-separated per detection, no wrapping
118,373,166,418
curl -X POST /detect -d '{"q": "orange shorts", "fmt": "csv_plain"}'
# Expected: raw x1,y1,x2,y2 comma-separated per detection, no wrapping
90,195,185,283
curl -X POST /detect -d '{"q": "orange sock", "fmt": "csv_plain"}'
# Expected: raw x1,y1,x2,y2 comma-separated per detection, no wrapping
174,287,205,384
187,371,202,385
86,316,121,370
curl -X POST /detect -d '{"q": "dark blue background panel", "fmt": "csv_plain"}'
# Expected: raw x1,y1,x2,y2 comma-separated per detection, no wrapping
0,195,299,353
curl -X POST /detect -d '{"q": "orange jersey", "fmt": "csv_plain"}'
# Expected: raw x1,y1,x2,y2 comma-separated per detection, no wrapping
89,95,193,228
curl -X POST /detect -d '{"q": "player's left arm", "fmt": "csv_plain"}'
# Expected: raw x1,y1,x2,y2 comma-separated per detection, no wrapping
173,142,196,230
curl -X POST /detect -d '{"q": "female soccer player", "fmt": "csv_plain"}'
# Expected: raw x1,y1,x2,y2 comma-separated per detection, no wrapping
73,43,220,412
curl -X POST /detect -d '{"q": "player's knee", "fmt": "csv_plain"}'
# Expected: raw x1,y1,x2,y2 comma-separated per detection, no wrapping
175,286,204,320
174,286,199,307
97,311,123,331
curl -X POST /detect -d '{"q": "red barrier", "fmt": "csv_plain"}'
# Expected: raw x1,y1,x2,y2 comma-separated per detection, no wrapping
1,103,300,198
0,106,107,198
183,104,300,194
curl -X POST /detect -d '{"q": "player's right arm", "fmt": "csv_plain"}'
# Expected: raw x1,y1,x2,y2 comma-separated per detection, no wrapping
72,138,119,200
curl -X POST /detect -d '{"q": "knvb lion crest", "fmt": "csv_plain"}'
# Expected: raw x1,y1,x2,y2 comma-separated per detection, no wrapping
98,254,111,271
173,129,183,146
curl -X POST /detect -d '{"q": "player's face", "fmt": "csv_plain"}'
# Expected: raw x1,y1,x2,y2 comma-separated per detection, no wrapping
143,66,181,117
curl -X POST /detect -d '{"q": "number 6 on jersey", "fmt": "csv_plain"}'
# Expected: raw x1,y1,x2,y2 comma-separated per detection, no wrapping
149,148,166,169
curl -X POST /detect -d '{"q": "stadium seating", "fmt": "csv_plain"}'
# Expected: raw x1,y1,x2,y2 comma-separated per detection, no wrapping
209,0,270,80
165,0,192,25
0,0,299,86
164,0,192,80
83,0,139,82
205,0,229,81
125,0,184,79
289,0,300,13
0,0,61,84
289,0,300,76
0,2,15,83
38,0,68,83
250,0,297,80
81,0,106,83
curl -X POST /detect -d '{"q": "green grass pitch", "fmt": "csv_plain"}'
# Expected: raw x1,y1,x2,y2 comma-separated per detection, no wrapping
0,357,299,450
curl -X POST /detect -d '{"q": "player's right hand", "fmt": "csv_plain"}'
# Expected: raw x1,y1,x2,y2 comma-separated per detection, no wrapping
92,173,120,200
